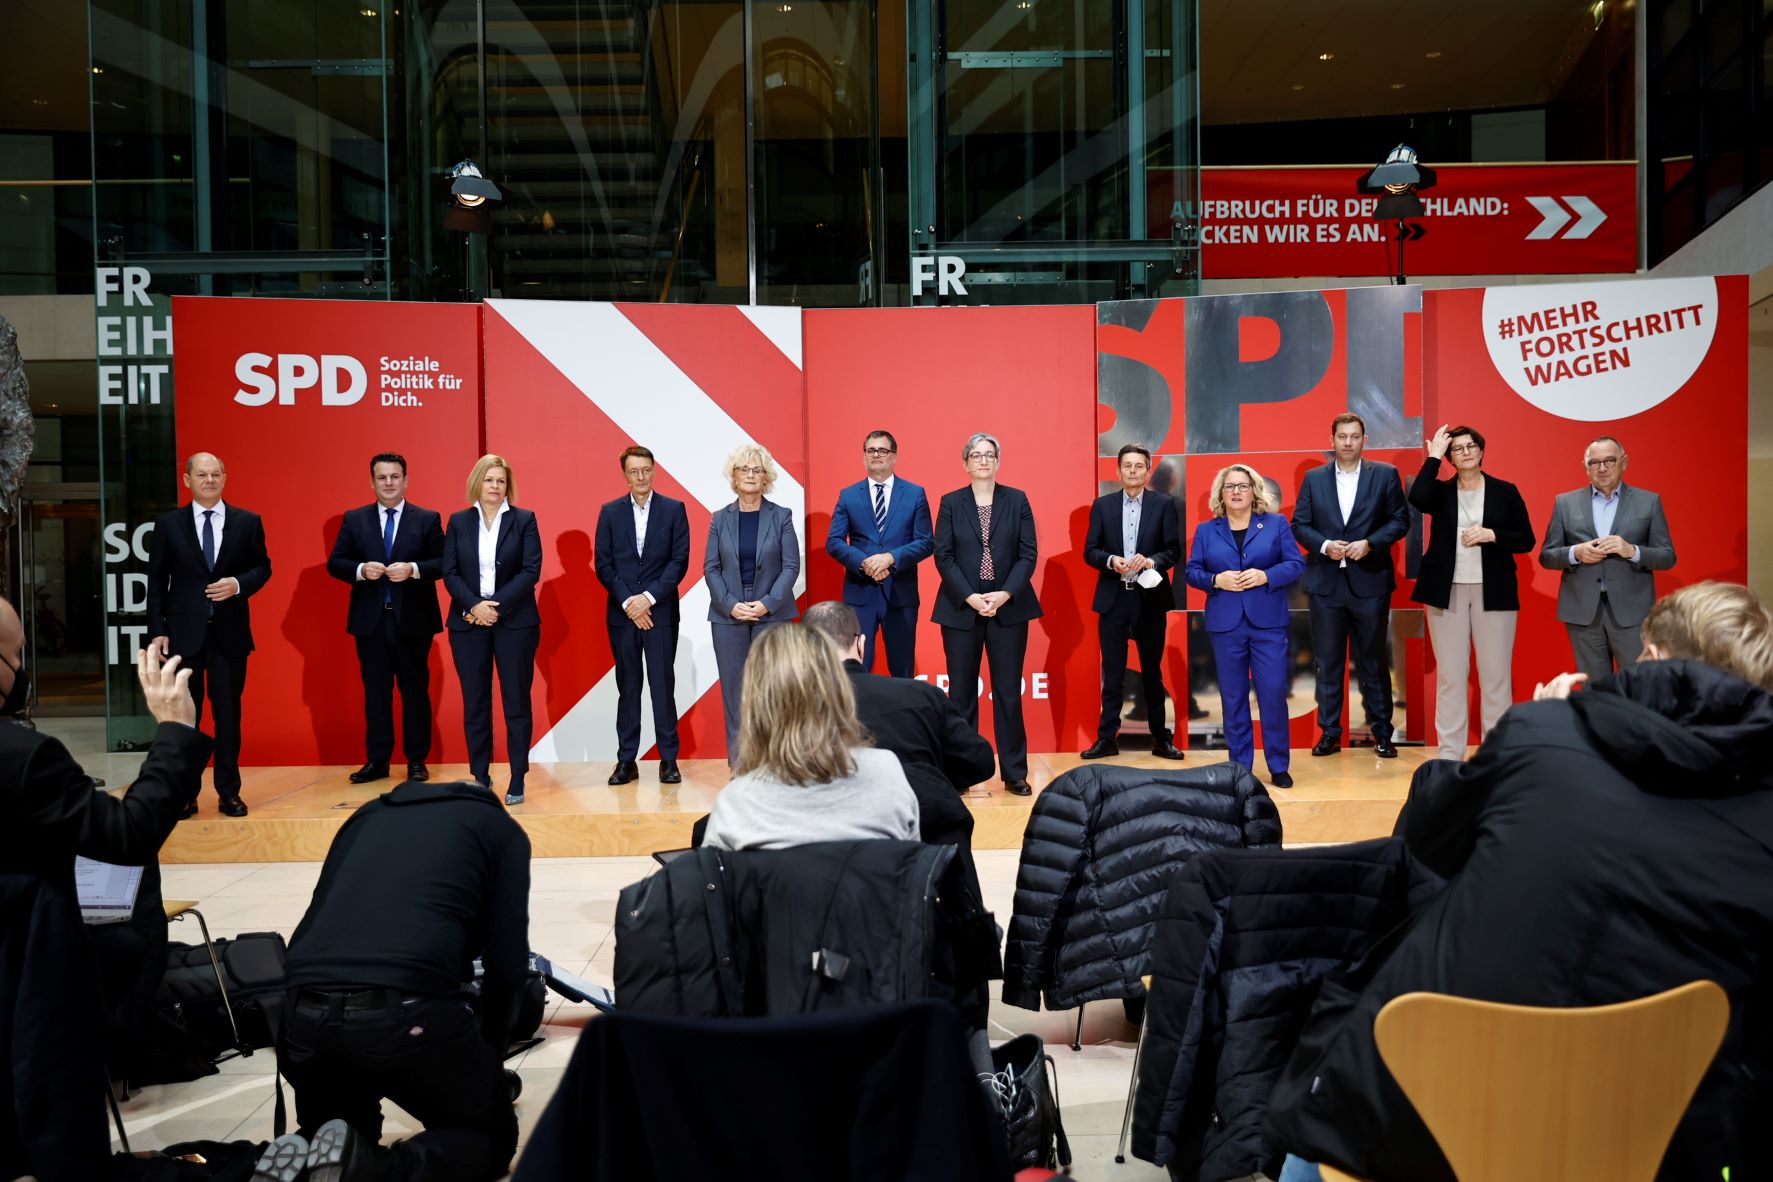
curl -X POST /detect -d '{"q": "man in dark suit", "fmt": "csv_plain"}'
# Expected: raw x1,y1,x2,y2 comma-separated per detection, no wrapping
327,452,446,785
147,451,273,816
1290,414,1410,758
1082,443,1184,760
594,445,691,787
1538,434,1677,678
825,430,934,677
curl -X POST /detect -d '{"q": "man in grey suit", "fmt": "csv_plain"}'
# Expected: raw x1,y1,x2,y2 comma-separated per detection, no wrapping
1538,435,1677,678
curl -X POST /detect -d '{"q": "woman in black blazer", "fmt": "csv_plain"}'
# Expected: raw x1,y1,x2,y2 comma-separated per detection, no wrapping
933,431,1043,796
1408,424,1536,760
442,452,543,803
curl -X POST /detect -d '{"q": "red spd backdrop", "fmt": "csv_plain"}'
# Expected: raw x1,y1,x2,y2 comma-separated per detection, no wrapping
170,298,482,765
803,306,1101,756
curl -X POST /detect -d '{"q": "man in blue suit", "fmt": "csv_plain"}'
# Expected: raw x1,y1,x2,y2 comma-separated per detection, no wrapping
326,452,446,784
595,446,691,786
1081,443,1184,759
825,430,933,677
1290,413,1411,758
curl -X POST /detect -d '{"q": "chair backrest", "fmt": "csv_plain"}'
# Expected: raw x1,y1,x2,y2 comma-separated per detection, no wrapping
1372,981,1729,1182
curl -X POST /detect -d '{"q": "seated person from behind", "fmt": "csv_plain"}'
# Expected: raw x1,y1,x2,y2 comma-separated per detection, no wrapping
1268,580,1773,1182
270,774,531,1182
702,622,920,851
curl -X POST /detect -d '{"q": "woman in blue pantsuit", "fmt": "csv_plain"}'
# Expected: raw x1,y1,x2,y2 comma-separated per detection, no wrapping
1184,463,1305,788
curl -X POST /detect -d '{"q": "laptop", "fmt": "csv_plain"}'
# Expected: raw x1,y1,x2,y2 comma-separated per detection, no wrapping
75,856,144,925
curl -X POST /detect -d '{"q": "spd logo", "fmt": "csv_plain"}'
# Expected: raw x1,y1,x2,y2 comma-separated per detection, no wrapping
234,353,367,406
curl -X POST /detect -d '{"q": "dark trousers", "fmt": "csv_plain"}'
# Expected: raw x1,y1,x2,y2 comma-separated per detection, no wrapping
857,596,920,678
357,610,434,765
1209,624,1291,774
282,989,516,1182
187,631,248,796
448,624,539,783
941,611,1030,782
1096,587,1172,741
1307,582,1393,740
611,614,680,761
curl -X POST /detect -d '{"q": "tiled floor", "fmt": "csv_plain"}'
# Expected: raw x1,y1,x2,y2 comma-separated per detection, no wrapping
117,852,1166,1178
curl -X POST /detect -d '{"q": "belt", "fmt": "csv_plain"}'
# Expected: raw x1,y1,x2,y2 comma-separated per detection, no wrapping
295,987,390,1011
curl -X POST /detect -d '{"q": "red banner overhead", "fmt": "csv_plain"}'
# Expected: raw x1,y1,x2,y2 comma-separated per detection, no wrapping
1152,163,1638,279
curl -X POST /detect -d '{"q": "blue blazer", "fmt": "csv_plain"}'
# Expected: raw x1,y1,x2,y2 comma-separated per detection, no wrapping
1289,460,1410,598
326,502,446,638
705,499,801,625
1184,514,1304,632
825,477,934,609
441,505,543,631
594,493,691,624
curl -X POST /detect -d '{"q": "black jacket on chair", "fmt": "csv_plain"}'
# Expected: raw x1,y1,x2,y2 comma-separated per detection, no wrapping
931,485,1043,628
441,505,543,630
1132,839,1441,1178
146,502,273,658
326,502,446,637
613,842,1000,1022
1406,458,1536,612
1001,764,1281,1012
1267,660,1773,1182
513,1001,1013,1182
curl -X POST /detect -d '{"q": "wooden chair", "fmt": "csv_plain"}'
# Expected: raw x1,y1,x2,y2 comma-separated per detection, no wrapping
1318,980,1728,1182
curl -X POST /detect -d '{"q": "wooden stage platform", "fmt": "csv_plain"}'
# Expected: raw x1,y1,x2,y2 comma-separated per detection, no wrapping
159,746,1429,863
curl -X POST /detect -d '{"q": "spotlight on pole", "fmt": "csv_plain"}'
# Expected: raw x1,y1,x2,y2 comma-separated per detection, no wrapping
1357,144,1435,284
444,159,502,234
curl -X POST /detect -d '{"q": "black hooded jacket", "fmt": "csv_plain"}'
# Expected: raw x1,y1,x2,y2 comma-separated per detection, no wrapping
1002,763,1281,1011
1268,660,1773,1182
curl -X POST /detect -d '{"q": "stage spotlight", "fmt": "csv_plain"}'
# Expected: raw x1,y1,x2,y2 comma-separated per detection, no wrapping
444,159,502,233
1357,144,1436,221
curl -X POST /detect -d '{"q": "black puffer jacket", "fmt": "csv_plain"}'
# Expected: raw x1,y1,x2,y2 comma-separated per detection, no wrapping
1002,764,1280,1011
1269,661,1773,1182
1133,839,1441,1179
614,841,1000,1021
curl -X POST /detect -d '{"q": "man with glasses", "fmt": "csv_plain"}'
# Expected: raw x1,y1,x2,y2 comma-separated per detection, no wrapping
1539,435,1677,678
826,430,934,677
595,445,691,785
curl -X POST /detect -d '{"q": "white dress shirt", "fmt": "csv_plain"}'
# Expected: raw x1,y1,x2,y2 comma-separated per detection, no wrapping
477,500,511,599
356,500,420,581
1325,462,1362,567
870,474,895,524
626,494,656,610
190,500,240,595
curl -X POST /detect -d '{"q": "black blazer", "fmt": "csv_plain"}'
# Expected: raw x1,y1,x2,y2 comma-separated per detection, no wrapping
441,505,543,631
1290,460,1410,598
1406,457,1537,612
1082,489,1181,613
326,502,446,638
931,485,1044,629
594,493,691,625
146,502,273,658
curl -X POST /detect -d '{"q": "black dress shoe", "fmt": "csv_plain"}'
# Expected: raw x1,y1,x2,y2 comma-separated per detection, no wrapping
1080,738,1119,759
659,759,682,784
608,760,639,786
348,762,390,784
472,772,492,789
1152,738,1187,760
405,762,429,782
1271,771,1294,788
218,795,249,818
1311,735,1341,757
1003,778,1033,797
179,801,199,820
1374,736,1399,759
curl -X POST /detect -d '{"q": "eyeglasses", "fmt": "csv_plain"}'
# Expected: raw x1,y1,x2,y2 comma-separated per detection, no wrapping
626,466,654,477
863,447,895,457
966,451,999,462
1221,482,1253,494
735,465,767,477
1448,443,1481,454
1585,456,1621,469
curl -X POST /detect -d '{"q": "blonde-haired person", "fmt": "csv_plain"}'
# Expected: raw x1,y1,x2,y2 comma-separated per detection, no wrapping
701,623,919,850
1183,463,1304,788
441,453,542,803
1270,578,1773,1182
706,443,801,756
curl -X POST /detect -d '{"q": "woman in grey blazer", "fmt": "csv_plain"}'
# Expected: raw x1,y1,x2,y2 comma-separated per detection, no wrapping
706,443,801,756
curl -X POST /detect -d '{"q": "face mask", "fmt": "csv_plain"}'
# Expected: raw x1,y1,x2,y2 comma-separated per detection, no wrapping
0,659,30,717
